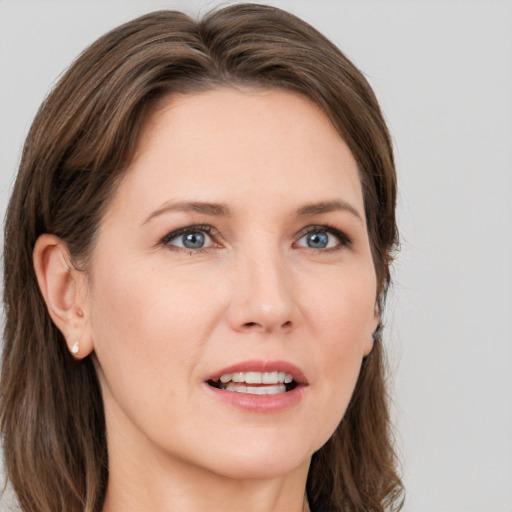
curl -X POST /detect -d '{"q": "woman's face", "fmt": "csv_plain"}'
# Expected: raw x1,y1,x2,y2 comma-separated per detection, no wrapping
85,88,378,481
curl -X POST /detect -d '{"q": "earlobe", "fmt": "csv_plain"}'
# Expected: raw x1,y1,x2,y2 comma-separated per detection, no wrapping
363,303,381,357
373,303,380,330
33,234,93,358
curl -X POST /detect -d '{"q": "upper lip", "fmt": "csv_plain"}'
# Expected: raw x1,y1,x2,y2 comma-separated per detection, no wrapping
206,359,308,385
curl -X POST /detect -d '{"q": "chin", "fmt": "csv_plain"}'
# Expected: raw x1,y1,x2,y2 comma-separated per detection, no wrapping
190,431,317,481
209,454,311,481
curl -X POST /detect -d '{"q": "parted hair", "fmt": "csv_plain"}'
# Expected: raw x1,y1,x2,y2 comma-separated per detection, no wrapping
1,4,402,512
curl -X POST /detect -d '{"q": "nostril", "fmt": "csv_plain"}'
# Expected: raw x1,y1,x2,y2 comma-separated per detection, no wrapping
244,320,292,329
242,320,292,330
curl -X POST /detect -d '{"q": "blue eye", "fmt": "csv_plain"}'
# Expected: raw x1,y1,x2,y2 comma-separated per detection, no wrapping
296,226,347,250
181,232,206,249
306,232,329,249
162,226,215,251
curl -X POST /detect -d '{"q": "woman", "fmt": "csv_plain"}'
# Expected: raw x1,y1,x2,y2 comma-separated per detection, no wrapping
1,4,402,512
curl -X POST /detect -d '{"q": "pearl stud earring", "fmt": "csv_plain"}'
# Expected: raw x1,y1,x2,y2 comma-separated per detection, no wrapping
71,340,80,355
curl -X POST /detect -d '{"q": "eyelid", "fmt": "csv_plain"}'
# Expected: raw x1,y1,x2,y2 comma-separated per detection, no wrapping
294,224,352,249
160,224,221,250
159,223,350,252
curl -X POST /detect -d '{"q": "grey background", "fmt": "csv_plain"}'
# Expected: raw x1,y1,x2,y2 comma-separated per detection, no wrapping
1,1,511,511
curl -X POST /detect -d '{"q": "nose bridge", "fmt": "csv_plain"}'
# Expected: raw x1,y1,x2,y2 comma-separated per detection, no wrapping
229,238,295,333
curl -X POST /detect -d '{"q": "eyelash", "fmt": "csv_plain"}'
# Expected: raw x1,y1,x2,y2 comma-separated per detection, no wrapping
160,224,219,253
160,223,351,253
295,223,352,252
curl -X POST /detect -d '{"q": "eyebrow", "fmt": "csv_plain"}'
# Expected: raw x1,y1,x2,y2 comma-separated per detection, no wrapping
142,201,231,225
297,200,363,222
143,199,363,225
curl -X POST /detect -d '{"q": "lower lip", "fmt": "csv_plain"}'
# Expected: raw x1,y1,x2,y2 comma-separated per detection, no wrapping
204,383,306,413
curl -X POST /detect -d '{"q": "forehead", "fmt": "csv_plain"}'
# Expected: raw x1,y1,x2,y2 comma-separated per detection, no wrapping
109,87,364,218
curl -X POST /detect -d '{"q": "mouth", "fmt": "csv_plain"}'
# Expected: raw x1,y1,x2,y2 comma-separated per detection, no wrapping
205,360,307,412
207,371,298,395
205,360,307,398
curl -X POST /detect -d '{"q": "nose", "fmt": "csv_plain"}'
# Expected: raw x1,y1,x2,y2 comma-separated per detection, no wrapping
227,248,297,335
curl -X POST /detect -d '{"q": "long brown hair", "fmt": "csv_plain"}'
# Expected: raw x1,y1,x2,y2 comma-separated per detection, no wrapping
1,5,402,511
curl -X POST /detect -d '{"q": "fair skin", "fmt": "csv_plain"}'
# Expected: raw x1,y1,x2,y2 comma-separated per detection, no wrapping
34,88,378,512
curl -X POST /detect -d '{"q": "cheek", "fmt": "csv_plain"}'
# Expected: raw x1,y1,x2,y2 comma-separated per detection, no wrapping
306,261,377,347
302,265,376,435
87,257,220,397
91,257,214,339
86,257,230,453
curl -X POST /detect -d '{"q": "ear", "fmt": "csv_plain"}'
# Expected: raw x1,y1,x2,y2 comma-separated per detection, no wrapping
363,302,381,357
33,234,93,359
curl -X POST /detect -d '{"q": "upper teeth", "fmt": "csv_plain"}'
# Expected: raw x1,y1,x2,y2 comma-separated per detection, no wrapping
218,371,293,385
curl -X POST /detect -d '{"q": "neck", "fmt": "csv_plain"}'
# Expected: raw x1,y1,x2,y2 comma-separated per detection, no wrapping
102,457,311,512
102,426,311,512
